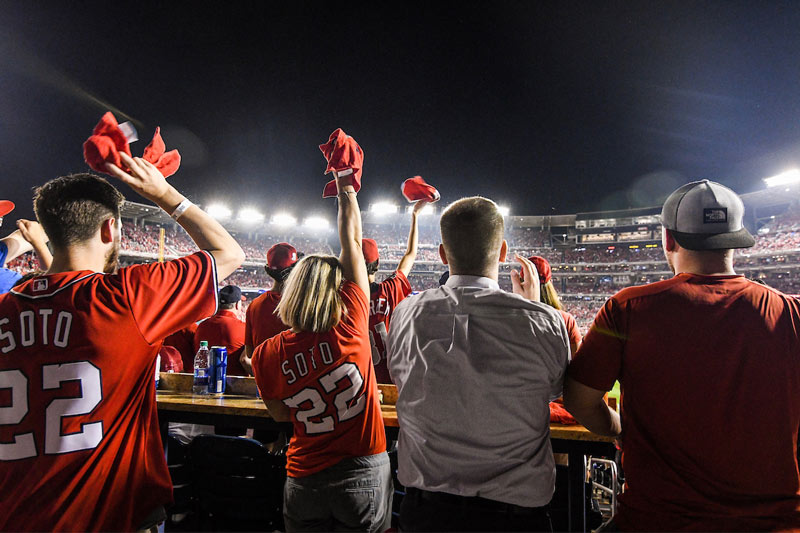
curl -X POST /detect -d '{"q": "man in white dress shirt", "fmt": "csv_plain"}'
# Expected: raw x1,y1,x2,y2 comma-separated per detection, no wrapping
387,196,570,532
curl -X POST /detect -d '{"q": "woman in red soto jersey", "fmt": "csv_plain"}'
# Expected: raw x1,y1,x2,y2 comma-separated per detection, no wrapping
251,172,391,532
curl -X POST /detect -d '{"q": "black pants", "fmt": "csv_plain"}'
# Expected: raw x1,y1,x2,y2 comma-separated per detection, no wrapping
399,487,552,532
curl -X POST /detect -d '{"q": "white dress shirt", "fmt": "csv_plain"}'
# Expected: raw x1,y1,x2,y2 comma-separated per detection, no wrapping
387,274,569,507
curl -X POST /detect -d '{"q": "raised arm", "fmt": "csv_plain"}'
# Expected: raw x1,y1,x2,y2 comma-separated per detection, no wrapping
0,230,33,266
337,172,369,297
15,220,52,270
396,200,425,277
106,153,245,279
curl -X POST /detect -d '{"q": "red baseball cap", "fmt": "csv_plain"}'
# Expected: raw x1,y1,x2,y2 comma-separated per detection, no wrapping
362,238,379,263
267,243,298,270
527,255,552,284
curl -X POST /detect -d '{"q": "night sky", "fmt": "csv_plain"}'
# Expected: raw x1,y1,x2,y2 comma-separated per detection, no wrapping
2,1,800,222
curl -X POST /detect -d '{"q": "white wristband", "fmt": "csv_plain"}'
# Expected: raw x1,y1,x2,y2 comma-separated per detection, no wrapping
170,199,193,220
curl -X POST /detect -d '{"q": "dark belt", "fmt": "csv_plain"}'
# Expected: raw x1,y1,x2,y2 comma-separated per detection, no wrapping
407,487,547,516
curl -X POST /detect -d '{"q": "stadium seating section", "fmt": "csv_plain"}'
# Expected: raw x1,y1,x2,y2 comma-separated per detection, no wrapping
7,205,798,335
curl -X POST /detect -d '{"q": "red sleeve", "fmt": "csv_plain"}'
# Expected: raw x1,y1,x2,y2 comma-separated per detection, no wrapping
123,251,218,344
567,297,623,391
559,310,582,357
340,280,369,332
252,336,281,400
384,270,412,307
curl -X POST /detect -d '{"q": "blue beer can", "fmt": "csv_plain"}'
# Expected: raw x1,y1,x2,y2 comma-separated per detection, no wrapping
209,346,228,394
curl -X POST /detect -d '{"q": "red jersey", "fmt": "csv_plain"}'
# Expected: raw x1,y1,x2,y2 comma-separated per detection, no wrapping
245,290,288,348
369,271,411,383
194,310,246,376
569,273,800,531
164,323,198,373
0,251,218,532
252,281,386,478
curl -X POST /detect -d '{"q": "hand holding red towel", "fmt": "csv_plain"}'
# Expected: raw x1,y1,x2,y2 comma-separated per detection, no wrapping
319,128,364,198
83,112,181,178
402,176,440,203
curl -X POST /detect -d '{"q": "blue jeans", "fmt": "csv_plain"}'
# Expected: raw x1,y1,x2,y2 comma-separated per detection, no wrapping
283,452,393,532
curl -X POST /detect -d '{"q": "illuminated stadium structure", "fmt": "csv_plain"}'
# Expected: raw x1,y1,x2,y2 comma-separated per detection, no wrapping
6,180,799,332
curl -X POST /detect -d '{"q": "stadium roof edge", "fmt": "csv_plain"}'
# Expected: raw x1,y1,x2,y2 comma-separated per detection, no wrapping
575,206,661,220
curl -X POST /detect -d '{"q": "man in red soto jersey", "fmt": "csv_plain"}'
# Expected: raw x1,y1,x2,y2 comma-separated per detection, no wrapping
252,169,391,532
240,242,299,375
564,179,800,531
194,285,246,375
365,199,428,383
0,153,245,532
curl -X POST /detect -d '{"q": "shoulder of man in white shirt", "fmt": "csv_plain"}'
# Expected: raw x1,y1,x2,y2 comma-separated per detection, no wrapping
393,283,568,330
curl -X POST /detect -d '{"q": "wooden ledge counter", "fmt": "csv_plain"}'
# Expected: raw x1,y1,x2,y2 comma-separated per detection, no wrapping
156,373,613,444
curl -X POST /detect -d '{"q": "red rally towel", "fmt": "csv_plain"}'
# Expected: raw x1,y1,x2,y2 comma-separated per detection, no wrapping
319,128,364,198
549,401,578,425
83,112,181,178
0,200,15,218
402,176,440,202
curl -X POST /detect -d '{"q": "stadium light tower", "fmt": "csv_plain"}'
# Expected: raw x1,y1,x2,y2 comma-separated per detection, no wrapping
304,216,330,230
206,203,232,220
370,202,399,216
764,169,800,188
497,205,511,217
406,204,435,215
271,213,297,227
238,208,265,224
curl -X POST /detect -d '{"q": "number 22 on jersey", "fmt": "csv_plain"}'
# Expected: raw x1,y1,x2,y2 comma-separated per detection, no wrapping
0,361,103,461
280,342,367,435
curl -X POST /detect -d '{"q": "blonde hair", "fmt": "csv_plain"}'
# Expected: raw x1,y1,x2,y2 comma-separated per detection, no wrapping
276,254,346,333
540,281,563,311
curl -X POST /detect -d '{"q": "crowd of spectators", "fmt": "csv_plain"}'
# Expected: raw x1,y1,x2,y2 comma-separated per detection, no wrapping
224,268,272,288
4,253,44,274
85,209,792,334
121,221,161,254
748,210,800,253
121,220,332,262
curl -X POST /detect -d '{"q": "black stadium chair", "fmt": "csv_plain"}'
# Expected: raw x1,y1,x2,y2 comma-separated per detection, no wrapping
188,434,286,531
165,435,197,531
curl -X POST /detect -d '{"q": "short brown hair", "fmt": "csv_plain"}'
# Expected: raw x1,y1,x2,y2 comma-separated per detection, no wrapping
440,197,505,274
33,174,124,250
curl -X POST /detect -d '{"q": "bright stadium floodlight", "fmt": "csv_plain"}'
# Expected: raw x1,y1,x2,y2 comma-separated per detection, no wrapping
497,205,511,217
271,213,297,227
370,202,398,216
406,204,435,215
206,203,232,220
764,169,800,187
238,208,265,224
304,216,330,230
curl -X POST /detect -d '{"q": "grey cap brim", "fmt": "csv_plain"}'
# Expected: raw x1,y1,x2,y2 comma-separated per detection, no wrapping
670,227,755,251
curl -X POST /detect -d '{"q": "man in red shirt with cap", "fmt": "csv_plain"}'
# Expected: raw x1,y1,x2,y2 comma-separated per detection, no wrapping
366,200,427,383
194,285,247,376
565,179,800,531
240,242,299,375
